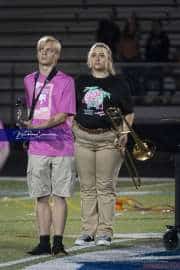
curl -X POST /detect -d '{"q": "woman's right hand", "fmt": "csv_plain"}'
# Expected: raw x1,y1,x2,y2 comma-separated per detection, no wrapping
114,134,128,149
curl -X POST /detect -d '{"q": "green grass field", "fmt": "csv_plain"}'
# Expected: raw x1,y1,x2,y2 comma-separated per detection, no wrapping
0,178,174,269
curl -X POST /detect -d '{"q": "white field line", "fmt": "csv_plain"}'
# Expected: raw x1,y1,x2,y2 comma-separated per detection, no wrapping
0,233,162,269
134,255,180,261
0,191,171,198
0,189,173,198
0,177,26,181
114,232,163,238
0,177,174,182
65,232,163,239
116,191,173,196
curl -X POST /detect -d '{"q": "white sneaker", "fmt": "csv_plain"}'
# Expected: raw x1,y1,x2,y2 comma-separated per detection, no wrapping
95,235,111,246
75,234,94,246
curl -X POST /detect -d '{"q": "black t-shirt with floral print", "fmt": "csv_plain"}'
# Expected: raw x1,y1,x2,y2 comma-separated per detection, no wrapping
75,74,134,129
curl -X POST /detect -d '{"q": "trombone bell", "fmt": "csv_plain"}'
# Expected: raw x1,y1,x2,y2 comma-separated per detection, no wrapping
133,140,156,161
106,106,156,161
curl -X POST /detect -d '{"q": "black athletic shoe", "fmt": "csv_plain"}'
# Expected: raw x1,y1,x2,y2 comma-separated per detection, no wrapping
27,244,51,255
51,244,68,256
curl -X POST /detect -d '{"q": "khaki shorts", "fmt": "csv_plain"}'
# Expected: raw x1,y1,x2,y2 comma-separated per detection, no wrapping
27,154,76,198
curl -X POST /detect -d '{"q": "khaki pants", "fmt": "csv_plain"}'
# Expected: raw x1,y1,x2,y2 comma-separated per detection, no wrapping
73,124,123,237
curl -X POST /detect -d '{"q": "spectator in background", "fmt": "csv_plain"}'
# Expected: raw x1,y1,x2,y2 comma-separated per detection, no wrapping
95,18,121,60
119,12,140,62
173,47,180,96
145,20,170,96
145,19,170,62
119,13,145,96
162,66,176,103
0,121,10,171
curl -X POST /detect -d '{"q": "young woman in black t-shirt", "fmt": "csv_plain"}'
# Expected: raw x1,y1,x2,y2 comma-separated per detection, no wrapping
73,43,134,246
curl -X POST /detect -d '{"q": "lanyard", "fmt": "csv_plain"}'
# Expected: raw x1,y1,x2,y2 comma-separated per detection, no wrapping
28,67,58,120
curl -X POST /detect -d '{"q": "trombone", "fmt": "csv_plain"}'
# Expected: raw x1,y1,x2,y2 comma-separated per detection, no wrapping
106,107,156,189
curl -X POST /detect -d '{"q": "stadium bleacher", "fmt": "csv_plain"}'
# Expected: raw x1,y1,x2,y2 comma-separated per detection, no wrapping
0,0,180,124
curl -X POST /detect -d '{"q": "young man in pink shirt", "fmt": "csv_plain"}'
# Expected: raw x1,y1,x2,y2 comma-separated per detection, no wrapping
23,36,76,256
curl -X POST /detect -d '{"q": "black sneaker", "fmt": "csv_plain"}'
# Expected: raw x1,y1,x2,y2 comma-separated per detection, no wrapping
51,244,68,256
74,234,94,246
27,244,51,255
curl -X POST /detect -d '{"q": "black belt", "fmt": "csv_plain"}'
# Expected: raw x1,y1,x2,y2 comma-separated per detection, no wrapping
76,123,111,134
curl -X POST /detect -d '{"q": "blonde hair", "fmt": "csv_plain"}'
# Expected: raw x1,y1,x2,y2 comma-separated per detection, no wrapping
37,36,62,57
87,42,116,75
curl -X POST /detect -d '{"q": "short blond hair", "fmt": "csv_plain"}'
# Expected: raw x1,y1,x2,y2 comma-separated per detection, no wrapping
87,42,116,75
37,36,62,56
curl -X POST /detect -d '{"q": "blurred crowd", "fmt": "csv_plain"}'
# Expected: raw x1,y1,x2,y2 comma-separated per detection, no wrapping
95,12,180,100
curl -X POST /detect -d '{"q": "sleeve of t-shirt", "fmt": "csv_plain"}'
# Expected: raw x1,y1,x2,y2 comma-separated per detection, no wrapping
59,77,76,115
118,78,134,115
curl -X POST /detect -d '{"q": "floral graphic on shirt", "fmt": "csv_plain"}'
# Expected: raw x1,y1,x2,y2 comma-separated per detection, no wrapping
39,93,47,104
34,82,53,120
83,86,111,116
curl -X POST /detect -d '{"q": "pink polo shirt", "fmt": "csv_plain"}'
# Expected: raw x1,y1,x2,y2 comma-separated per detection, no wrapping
24,71,76,156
